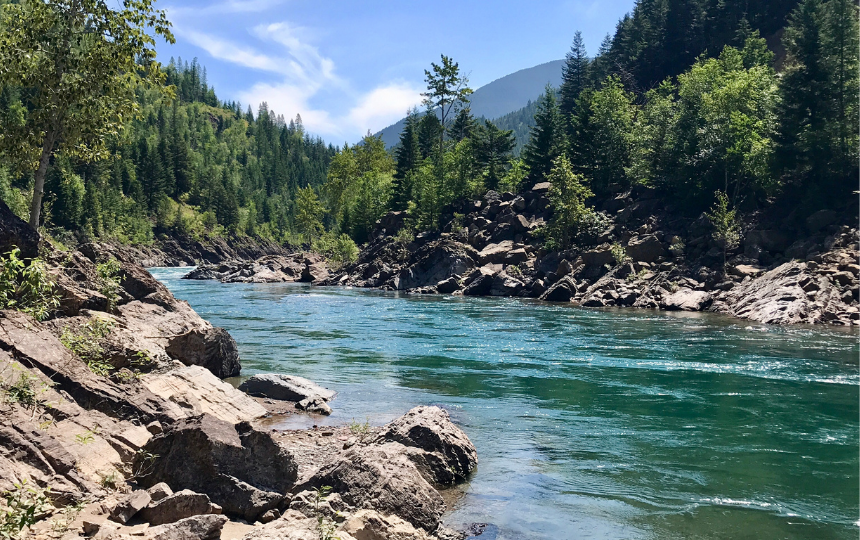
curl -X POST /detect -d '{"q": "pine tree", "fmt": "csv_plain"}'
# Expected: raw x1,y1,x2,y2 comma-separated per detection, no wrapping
418,113,442,159
393,111,421,210
449,107,477,142
523,84,563,187
474,120,516,191
559,31,590,122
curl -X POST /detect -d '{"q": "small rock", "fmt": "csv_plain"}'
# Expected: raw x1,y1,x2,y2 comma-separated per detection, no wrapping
146,421,164,435
297,396,333,416
147,483,173,503
110,490,152,524
138,489,215,526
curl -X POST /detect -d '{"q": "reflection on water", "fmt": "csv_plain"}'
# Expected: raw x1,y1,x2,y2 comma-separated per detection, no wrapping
150,267,859,540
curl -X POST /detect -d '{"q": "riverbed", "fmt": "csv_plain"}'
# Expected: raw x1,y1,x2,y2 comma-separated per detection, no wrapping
150,267,859,540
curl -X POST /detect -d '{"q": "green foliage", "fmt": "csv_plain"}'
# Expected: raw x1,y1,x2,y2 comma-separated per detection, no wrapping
3,370,50,411
497,158,528,194
523,85,564,186
473,121,516,191
75,429,97,445
706,190,742,270
313,486,339,540
569,76,636,196
560,31,591,138
422,55,473,156
313,233,359,269
0,481,52,540
776,0,859,202
0,0,175,228
96,258,122,311
611,242,631,265
544,155,596,250
60,318,114,376
0,248,59,321
348,418,371,441
294,186,325,245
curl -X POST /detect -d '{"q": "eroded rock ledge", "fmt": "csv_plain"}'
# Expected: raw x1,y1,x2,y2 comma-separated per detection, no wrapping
0,202,479,540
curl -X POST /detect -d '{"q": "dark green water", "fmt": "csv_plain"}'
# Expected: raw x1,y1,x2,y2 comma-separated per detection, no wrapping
150,267,859,540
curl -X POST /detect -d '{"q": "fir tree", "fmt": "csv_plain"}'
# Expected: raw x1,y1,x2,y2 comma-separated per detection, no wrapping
393,111,421,210
449,107,477,142
523,85,563,187
559,31,590,122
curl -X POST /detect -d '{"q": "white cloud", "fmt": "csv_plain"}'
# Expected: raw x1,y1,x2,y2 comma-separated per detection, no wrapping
171,15,424,140
180,30,282,73
346,83,424,135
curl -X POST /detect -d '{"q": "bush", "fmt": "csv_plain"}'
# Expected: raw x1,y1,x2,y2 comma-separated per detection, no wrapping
96,258,122,311
60,318,114,376
610,242,630,265
0,248,59,321
544,155,596,251
0,481,52,539
313,233,359,269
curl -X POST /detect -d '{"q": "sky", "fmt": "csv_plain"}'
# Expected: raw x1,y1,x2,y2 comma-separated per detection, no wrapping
158,0,635,143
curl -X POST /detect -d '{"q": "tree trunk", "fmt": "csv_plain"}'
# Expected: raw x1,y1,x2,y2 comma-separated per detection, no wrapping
29,130,56,230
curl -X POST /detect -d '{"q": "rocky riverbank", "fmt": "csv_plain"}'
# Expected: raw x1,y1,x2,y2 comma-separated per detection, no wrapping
316,185,859,326
0,202,478,540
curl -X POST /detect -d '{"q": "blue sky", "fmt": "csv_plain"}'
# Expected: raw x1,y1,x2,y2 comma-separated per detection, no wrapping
158,0,634,142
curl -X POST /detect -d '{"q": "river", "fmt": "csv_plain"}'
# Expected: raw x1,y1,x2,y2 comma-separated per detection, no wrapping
149,267,859,540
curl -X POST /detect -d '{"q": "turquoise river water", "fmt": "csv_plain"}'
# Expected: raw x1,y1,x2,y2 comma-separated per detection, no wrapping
149,267,859,540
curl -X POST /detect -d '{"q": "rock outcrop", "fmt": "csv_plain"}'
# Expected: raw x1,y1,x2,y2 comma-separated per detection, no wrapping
315,184,857,326
238,374,336,402
135,415,298,521
183,253,330,284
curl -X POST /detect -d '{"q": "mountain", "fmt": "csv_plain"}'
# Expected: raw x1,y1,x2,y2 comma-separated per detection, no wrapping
375,59,564,148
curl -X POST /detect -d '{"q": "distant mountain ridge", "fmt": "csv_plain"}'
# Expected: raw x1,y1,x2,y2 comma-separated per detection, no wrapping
375,59,563,148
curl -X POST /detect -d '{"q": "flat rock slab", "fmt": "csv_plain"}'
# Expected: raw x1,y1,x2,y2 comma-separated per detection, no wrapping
239,374,336,402
143,365,267,424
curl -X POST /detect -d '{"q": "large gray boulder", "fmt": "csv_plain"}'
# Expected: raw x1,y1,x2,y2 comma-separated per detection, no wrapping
625,235,666,263
238,374,335,403
297,443,445,534
165,327,240,379
135,415,297,521
376,406,478,485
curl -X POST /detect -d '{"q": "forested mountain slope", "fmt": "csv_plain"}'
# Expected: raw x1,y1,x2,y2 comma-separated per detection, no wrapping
376,60,563,148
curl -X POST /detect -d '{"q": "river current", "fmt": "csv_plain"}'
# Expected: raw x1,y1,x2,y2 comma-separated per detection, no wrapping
149,267,859,540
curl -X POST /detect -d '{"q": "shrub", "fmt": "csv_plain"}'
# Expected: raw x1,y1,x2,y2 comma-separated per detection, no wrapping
96,258,122,311
60,318,114,376
544,155,597,251
0,481,52,539
0,248,59,321
610,242,630,265
312,233,359,270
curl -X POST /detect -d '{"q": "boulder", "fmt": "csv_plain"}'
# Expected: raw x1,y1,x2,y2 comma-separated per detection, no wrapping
462,272,494,296
238,374,336,403
504,248,529,264
745,230,791,253
110,490,151,524
164,327,240,379
300,260,330,283
661,289,713,311
478,241,514,264
135,415,297,521
490,273,524,296
531,182,551,193
296,396,332,415
376,406,477,484
396,241,476,290
138,489,218,526
728,264,764,278
540,276,577,302
581,246,614,267
341,510,436,540
0,200,40,258
625,235,666,263
806,209,839,232
107,514,228,540
297,443,444,533
241,510,357,540
435,277,461,294
147,483,173,503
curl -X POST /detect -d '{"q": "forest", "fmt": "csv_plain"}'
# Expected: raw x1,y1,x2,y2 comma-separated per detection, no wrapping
0,0,856,259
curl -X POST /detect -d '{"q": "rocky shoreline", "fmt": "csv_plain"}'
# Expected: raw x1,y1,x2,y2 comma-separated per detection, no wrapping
0,202,478,540
180,185,859,326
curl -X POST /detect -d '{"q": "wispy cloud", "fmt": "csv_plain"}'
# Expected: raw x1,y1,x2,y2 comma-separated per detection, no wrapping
167,9,423,140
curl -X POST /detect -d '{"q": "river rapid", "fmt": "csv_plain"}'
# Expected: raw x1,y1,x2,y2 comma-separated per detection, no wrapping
150,267,859,540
